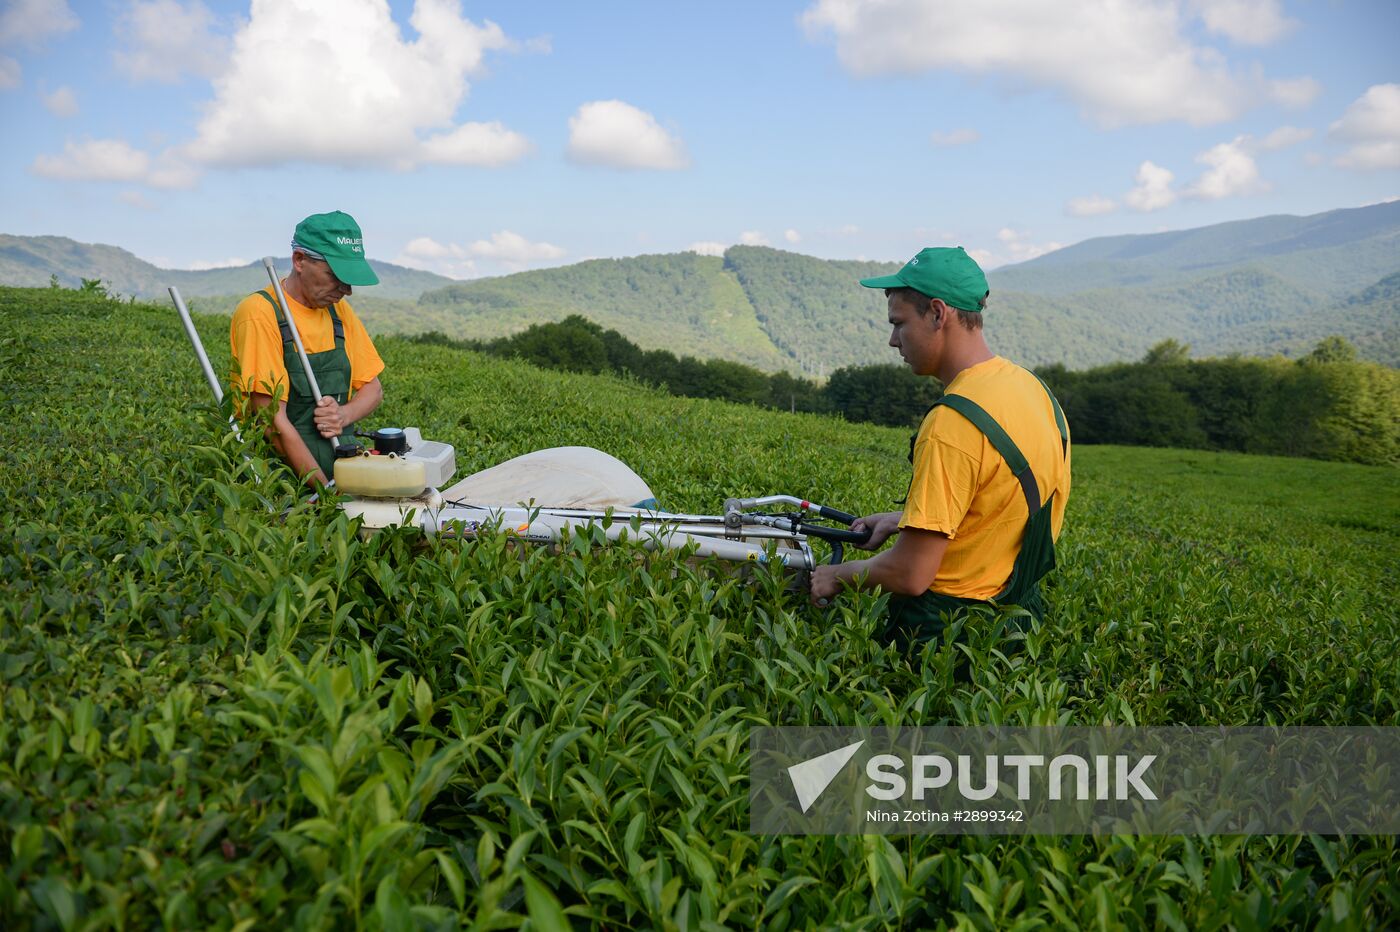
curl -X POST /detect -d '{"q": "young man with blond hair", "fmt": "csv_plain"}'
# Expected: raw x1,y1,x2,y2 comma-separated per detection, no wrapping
810,247,1071,646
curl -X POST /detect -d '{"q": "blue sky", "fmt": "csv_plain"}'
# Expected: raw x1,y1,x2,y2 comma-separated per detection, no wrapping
1,0,1396,278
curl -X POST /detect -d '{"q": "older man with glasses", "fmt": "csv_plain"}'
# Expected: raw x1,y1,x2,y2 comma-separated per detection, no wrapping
230,211,385,487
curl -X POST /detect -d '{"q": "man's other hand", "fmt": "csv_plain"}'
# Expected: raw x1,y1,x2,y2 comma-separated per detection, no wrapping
850,511,902,550
313,396,344,437
810,564,841,606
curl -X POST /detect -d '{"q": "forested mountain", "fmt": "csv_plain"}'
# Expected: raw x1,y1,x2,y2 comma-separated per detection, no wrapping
417,252,793,372
3,202,1396,372
398,203,1400,372
993,200,1400,297
0,235,452,300
721,248,899,375
1215,270,1400,363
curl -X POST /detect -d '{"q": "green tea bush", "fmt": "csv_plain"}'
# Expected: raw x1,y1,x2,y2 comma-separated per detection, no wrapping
1,288,1397,929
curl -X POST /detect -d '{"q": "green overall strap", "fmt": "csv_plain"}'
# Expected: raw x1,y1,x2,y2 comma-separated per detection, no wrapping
933,393,1042,516
255,290,345,345
253,290,352,479
934,387,1063,607
1029,373,1069,458
887,383,1065,647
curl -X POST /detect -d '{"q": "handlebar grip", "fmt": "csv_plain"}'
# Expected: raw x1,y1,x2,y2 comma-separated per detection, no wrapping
813,504,857,525
803,525,872,545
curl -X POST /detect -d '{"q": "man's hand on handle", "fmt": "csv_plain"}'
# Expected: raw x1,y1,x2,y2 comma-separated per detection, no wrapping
311,378,385,440
850,511,903,550
313,396,346,438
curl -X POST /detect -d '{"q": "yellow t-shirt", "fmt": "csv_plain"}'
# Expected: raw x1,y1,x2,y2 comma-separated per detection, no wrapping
229,289,385,399
899,356,1071,599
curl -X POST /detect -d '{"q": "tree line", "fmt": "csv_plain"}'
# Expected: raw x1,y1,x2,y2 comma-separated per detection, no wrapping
1038,337,1399,466
411,318,1399,466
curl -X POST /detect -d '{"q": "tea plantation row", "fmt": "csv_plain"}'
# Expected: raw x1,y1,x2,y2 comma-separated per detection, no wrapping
1,287,1397,929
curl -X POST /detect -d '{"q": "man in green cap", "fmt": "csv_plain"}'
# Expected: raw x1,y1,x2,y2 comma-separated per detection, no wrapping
230,210,386,486
810,246,1071,647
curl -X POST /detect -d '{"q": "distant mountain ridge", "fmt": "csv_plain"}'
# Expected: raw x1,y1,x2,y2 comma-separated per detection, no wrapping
0,235,453,300
994,200,1400,297
3,201,1396,371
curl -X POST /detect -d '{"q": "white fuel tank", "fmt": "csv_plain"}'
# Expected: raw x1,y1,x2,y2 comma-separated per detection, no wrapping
334,453,427,498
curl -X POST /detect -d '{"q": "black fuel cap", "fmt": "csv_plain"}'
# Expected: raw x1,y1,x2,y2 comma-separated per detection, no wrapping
372,427,407,456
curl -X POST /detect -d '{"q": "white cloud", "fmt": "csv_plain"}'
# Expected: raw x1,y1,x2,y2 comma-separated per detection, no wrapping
419,121,533,167
1190,0,1294,45
1186,136,1267,200
1259,125,1312,151
467,230,565,267
740,231,769,246
30,137,197,189
1329,84,1400,171
0,55,18,89
802,0,1301,126
0,0,79,46
784,229,802,244
930,127,979,147
396,231,565,277
394,237,477,278
399,237,458,261
1268,76,1320,109
566,99,688,170
114,0,225,83
1330,85,1400,140
994,227,1064,265
1066,194,1118,217
118,190,155,210
32,138,146,181
967,247,996,268
1113,133,1291,209
963,230,1063,270
182,0,524,170
1124,160,1177,211
687,241,728,257
40,84,75,116
181,256,250,270
839,224,860,235
1336,142,1400,173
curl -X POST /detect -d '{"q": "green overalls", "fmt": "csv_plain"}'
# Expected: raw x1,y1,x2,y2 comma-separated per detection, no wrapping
255,290,352,480
884,380,1069,650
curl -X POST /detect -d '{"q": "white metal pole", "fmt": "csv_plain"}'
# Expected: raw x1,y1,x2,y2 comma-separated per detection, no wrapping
262,256,345,449
169,286,223,403
262,257,323,398
168,285,241,441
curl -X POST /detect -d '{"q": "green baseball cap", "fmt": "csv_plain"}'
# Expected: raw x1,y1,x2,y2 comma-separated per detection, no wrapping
859,246,988,313
292,211,379,287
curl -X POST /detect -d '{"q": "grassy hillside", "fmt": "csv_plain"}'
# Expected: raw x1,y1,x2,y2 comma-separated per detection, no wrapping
2,286,1397,928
